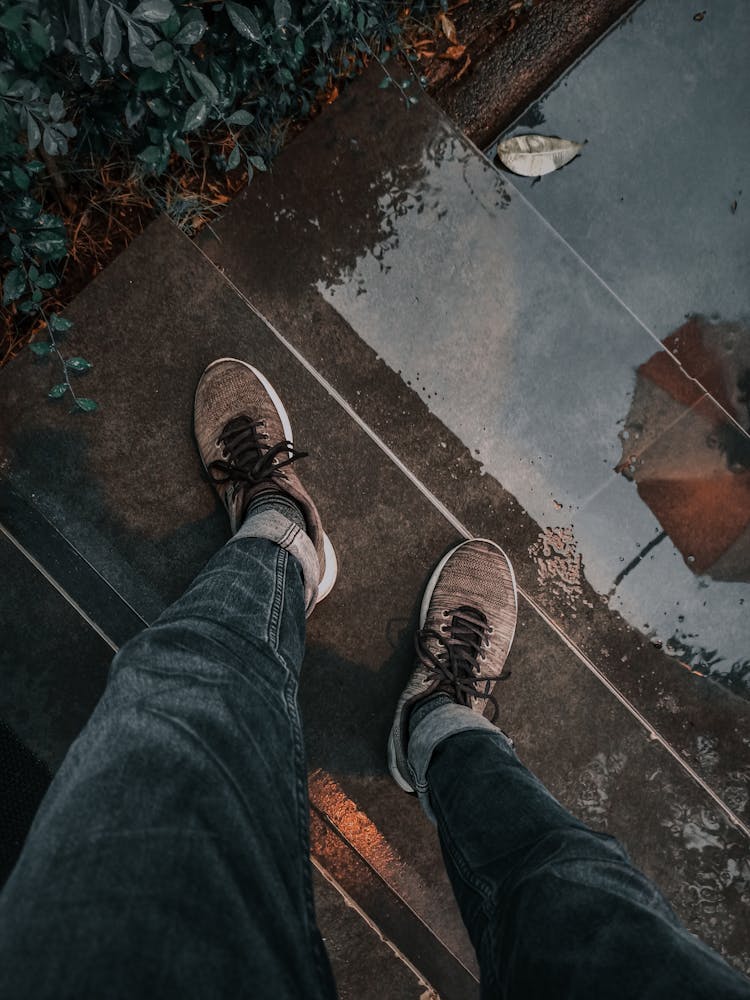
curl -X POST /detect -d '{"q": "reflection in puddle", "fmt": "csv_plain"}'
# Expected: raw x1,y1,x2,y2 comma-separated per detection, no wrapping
317,116,749,695
618,315,750,584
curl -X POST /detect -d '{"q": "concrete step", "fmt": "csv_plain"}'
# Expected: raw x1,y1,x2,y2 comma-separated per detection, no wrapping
1,2,748,977
1,209,747,981
0,526,441,999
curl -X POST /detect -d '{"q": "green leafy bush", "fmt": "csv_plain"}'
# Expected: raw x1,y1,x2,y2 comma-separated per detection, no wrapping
1,0,441,407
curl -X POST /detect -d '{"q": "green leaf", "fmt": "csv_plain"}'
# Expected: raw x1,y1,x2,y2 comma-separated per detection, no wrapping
225,109,253,127
28,18,50,53
0,6,26,31
29,340,52,357
11,245,23,264
75,397,98,413
79,50,102,87
78,0,92,45
173,137,193,163
249,155,267,172
12,195,40,221
3,267,26,305
173,15,206,46
128,23,154,67
151,40,174,72
27,115,41,150
30,230,67,258
138,144,166,167
35,273,57,289
136,69,165,91
89,0,103,37
225,1,262,42
147,96,170,117
162,9,180,38
67,356,93,373
48,93,65,121
274,0,292,28
183,95,209,132
49,314,73,333
188,66,218,102
102,6,121,63
227,142,241,170
133,0,175,24
48,383,68,399
378,77,390,89
11,164,30,189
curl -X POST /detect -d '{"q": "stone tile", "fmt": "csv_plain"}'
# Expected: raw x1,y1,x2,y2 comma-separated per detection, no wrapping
311,807,477,997
0,533,110,774
498,0,750,349
313,867,430,1000
0,721,51,887
500,605,750,976
193,68,749,816
3,217,749,977
0,480,146,648
200,66,673,520
0,217,475,972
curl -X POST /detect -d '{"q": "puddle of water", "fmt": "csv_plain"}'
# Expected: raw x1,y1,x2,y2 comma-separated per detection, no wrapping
316,117,750,695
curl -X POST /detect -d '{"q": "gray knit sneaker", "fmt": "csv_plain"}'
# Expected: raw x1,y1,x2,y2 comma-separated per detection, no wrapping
388,538,517,792
194,358,337,606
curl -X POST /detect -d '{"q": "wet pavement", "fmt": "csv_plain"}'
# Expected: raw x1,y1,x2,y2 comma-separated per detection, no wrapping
1,0,749,991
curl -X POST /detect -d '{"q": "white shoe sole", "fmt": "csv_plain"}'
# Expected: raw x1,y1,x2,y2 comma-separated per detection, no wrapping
199,358,338,603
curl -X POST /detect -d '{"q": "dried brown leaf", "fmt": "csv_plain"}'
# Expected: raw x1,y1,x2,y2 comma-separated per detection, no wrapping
455,52,471,80
438,12,458,43
442,43,466,61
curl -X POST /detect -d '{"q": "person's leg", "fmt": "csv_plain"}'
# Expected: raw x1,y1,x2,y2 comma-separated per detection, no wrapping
0,359,339,1000
389,539,750,1000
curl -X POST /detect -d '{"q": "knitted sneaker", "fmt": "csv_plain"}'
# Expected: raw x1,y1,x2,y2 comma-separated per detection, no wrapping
388,538,517,792
194,358,337,606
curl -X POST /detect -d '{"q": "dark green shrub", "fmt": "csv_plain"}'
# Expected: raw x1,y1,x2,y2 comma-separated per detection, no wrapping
1,0,442,407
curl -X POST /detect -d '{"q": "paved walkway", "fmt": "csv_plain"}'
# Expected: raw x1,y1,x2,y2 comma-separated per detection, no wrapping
1,1,748,994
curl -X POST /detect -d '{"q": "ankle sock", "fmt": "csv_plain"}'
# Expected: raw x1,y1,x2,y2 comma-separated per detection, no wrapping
244,492,307,533
408,692,453,739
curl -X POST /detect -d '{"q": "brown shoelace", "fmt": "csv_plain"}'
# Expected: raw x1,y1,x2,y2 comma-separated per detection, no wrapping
415,605,502,721
208,415,308,486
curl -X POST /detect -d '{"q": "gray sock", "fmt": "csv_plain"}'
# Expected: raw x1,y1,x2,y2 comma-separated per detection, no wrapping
408,692,453,739
244,492,307,533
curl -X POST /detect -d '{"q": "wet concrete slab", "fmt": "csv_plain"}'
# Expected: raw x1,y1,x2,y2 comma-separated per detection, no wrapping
0,216,475,982
313,867,428,1000
1,219,749,977
0,532,110,884
0,543,433,999
0,533,110,773
497,0,750,356
194,65,750,824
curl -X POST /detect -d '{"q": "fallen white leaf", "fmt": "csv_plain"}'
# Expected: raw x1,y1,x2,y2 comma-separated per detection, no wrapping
495,134,584,177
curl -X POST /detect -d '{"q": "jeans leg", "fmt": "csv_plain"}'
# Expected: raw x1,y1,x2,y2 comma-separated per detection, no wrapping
417,720,750,1000
0,535,337,1000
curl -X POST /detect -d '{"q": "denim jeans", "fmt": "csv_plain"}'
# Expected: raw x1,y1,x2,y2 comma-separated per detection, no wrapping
0,529,748,999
